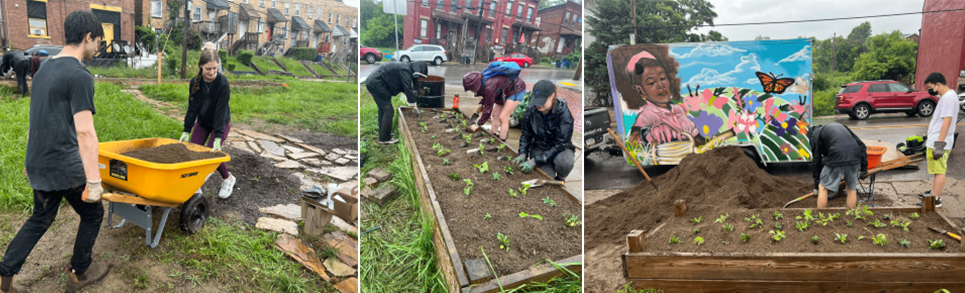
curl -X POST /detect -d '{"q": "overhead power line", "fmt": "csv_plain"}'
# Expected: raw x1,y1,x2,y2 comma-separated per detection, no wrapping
621,7,965,30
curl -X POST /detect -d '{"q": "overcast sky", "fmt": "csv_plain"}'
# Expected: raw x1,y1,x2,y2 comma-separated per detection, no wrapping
693,0,924,41
345,0,360,8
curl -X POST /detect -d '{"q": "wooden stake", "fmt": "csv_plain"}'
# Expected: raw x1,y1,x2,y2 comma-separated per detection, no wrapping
627,230,645,252
922,194,936,214
674,200,687,217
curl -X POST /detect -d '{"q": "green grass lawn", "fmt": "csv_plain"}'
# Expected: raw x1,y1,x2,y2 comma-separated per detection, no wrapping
320,59,348,76
251,56,284,72
308,63,336,76
139,80,357,137
274,57,315,77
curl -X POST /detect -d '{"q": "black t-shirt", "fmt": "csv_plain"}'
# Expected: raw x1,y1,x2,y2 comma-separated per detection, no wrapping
185,73,231,138
25,56,96,191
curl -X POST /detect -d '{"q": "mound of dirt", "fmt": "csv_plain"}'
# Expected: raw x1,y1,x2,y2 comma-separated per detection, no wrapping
585,146,811,248
122,143,226,164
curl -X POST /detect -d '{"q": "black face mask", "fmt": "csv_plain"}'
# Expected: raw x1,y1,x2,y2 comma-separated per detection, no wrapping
928,89,938,96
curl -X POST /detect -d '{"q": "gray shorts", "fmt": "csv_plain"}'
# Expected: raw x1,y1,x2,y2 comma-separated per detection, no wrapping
820,164,859,193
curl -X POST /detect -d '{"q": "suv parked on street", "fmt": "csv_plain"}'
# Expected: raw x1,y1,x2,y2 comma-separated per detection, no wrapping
835,80,937,120
360,45,383,64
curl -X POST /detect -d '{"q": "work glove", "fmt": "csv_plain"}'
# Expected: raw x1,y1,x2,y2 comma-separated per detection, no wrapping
212,138,223,152
519,159,536,173
512,155,528,165
813,189,819,196
179,132,191,143
933,141,947,158
83,180,103,203
469,124,481,132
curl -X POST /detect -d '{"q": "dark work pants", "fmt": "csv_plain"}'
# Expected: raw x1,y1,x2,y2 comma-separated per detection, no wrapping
190,122,231,179
0,184,104,276
532,147,576,179
14,60,28,96
366,81,395,142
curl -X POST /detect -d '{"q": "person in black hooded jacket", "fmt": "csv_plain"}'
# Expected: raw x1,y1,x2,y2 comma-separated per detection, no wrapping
1,50,29,96
364,61,429,144
513,80,575,181
809,123,867,208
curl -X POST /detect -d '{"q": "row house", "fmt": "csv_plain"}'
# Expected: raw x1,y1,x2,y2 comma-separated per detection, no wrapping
0,0,134,52
135,0,357,56
403,0,541,62
535,1,580,57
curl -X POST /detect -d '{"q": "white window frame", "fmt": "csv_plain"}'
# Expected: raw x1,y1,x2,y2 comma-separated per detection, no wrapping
505,1,512,16
489,0,496,18
421,0,428,7
308,6,312,18
193,7,202,22
257,19,264,32
436,23,441,39
295,4,300,16
564,11,570,25
526,5,533,22
272,0,277,8
420,19,428,38
260,0,265,7
285,2,290,14
337,14,341,25
328,12,333,23
151,0,163,18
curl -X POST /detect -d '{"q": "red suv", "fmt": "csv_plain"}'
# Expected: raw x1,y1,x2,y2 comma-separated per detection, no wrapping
835,80,937,120
360,45,383,64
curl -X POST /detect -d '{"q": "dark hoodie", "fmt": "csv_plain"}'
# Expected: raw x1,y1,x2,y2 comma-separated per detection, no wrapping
809,123,868,189
519,98,574,165
462,71,526,125
367,61,429,102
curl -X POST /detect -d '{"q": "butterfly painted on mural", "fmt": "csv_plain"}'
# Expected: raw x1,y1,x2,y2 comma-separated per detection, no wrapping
755,71,796,94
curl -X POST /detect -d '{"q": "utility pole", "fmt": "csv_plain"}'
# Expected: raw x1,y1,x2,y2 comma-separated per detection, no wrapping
181,0,189,79
630,0,636,44
471,0,484,64
830,32,836,73
394,0,399,54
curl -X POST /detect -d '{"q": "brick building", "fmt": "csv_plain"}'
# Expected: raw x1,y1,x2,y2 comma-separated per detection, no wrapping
402,0,541,62
915,0,965,92
134,0,357,55
0,0,134,51
535,1,579,57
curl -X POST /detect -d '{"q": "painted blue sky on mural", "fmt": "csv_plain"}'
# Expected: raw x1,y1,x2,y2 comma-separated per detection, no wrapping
669,39,813,97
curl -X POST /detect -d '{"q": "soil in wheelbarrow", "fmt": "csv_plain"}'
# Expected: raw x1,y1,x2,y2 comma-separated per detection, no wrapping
645,208,960,253
585,146,813,248
122,143,226,164
402,110,582,277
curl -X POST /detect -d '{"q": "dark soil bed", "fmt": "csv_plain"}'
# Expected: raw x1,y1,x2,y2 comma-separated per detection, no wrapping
646,208,960,253
402,110,582,276
202,146,302,226
586,146,813,248
122,143,226,164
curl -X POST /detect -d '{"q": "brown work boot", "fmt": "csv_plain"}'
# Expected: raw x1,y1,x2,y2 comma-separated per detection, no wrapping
0,276,28,293
65,263,110,293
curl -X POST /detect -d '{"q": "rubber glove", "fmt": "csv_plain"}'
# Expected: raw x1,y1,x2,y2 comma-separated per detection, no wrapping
212,138,223,152
469,124,481,132
83,180,103,203
179,132,191,143
519,159,536,173
813,189,819,196
933,141,947,158
512,155,528,165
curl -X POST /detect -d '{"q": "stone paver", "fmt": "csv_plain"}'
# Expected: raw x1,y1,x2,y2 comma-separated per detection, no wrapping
325,153,341,161
323,258,356,277
334,158,351,165
260,153,288,162
334,277,358,293
259,140,286,157
288,152,319,160
259,204,303,221
276,134,304,144
308,166,358,182
332,148,348,155
256,217,298,235
274,160,304,169
367,168,393,182
297,143,327,156
237,129,284,142
247,141,263,153
282,144,305,154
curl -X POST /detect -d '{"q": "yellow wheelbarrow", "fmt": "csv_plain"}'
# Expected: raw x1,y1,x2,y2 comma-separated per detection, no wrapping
97,138,231,248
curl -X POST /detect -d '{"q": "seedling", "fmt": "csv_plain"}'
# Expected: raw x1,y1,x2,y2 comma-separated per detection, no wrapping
437,148,451,156
693,236,705,246
419,122,426,128
769,230,786,242
484,213,491,220
811,235,819,244
463,179,474,196
669,235,682,244
847,220,853,227
831,213,842,220
449,172,459,181
899,239,910,248
722,224,734,232
542,196,557,207
463,134,472,145
750,218,764,229
891,219,911,231
928,239,945,249
870,233,888,247
431,134,437,140
496,144,506,152
503,166,515,174
882,214,891,221
478,143,486,155
744,213,761,222
910,213,920,219
473,162,489,173
693,228,700,235
691,216,703,224
442,158,451,165
741,233,750,243
795,221,809,232
722,241,729,245
497,232,510,251
796,209,818,222
519,183,531,196
834,233,848,244
461,120,468,128
846,206,866,220
422,125,428,133
518,212,543,220
489,137,496,144
772,211,784,220
867,219,886,228
774,223,782,231
860,205,874,217
432,143,443,150
507,188,518,198
492,172,500,181
714,213,729,223
565,214,580,227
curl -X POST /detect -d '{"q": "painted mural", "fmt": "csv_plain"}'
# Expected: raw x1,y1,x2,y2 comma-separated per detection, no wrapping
607,39,813,165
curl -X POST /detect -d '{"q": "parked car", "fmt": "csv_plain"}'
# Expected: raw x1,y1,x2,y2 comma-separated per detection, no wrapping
958,91,965,112
834,80,937,120
360,45,383,64
23,45,63,57
393,45,447,65
493,53,533,68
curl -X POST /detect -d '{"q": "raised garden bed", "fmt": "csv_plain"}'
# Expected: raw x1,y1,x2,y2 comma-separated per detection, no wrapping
623,205,965,291
398,107,582,292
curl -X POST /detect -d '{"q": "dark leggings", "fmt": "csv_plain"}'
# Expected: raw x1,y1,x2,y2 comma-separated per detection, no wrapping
366,82,395,142
189,122,231,179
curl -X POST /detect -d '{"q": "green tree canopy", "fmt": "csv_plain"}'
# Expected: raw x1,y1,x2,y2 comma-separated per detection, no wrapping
848,21,872,42
852,30,918,81
360,0,404,48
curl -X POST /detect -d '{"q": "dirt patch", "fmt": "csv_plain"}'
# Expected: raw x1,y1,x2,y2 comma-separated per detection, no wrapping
647,208,958,253
586,146,811,249
122,143,226,164
402,110,582,276
203,146,302,226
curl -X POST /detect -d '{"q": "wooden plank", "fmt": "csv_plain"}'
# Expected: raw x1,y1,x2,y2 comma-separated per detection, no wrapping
625,278,965,292
627,230,645,252
923,194,937,213
463,255,582,293
624,252,965,282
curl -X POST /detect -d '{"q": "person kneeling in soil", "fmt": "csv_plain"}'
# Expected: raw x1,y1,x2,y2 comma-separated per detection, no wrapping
1,50,29,96
809,122,867,208
364,61,429,144
513,80,575,181
462,71,526,141
178,47,237,198
2,11,110,293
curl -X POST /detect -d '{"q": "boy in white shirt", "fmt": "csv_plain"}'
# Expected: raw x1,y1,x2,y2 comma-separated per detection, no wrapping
918,72,959,208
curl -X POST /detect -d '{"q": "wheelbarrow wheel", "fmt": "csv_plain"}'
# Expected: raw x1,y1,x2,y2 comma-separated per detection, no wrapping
179,193,210,234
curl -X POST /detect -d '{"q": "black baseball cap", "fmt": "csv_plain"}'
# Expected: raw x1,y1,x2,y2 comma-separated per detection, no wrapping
530,80,556,107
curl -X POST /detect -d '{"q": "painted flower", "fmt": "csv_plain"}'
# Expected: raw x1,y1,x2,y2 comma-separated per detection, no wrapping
755,117,767,134
712,95,729,109
797,120,809,136
743,94,761,112
735,112,758,135
780,142,793,155
692,110,724,138
790,102,807,117
797,148,810,160
775,112,789,124
683,92,704,112
771,117,799,136
762,98,776,122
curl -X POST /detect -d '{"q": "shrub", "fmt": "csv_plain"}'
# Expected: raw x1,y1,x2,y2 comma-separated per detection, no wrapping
135,25,157,53
237,50,254,66
292,47,317,60
218,49,228,66
227,64,236,71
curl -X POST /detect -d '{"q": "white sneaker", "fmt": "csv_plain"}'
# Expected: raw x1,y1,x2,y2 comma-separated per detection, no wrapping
219,173,237,198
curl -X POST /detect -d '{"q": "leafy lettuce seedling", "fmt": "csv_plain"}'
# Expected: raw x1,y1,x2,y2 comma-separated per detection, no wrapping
899,239,910,248
722,224,734,232
463,179,474,195
750,218,764,229
795,221,809,232
442,158,451,165
484,213,491,220
811,235,819,244
542,196,557,206
834,233,848,244
503,166,515,174
891,219,911,231
507,188,518,198
496,144,506,152
714,213,729,223
691,216,702,224
518,212,543,220
431,134,437,139
492,172,500,181
565,214,580,227
693,236,704,246
478,143,486,155
796,209,818,222
772,211,784,220
867,219,886,228
497,232,510,251
432,143,443,150
741,233,750,243
669,235,681,244
769,230,786,241
437,148,451,156
449,172,459,181
473,162,489,173
910,212,920,219
928,239,945,249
